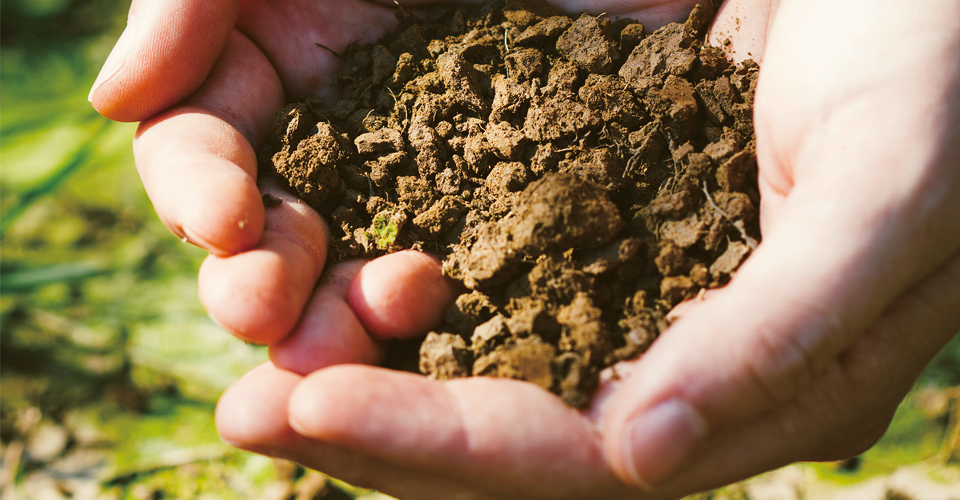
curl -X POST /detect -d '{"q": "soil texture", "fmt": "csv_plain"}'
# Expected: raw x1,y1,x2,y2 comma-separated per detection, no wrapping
262,0,760,407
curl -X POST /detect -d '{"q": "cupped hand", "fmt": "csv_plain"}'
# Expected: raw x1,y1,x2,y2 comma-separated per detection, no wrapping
600,0,960,488
221,0,960,497
93,0,960,498
91,0,459,350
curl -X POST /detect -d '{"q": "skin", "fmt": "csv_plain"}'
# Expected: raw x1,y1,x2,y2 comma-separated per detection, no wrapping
90,0,960,498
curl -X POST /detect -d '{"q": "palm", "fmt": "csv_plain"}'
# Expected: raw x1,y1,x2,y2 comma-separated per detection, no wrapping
235,0,397,101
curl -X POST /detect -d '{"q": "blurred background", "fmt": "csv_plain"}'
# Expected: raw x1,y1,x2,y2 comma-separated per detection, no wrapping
0,1,958,499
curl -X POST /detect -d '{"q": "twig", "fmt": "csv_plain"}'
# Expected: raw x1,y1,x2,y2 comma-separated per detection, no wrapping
701,180,758,249
394,0,407,17
294,471,329,500
315,42,343,60
660,123,682,187
386,86,408,127
701,179,728,217
0,441,23,491
623,148,643,177
938,387,960,463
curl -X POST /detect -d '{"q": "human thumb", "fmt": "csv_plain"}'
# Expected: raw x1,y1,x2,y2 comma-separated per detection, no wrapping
598,181,952,488
89,0,239,122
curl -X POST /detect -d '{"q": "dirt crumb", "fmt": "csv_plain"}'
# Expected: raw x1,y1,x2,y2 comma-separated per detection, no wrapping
263,0,760,407
556,14,619,75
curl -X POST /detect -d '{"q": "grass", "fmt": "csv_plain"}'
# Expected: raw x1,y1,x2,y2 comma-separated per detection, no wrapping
1,1,957,498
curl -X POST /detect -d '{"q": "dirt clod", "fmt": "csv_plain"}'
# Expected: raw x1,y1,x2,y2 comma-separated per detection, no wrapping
263,0,760,407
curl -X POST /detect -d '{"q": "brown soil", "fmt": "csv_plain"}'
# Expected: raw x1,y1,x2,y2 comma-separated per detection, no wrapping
262,0,760,407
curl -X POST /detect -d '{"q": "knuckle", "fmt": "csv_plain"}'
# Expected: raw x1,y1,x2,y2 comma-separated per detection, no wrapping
741,305,849,405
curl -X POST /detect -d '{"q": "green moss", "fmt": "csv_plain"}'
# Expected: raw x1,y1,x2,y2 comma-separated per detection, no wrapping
366,210,404,250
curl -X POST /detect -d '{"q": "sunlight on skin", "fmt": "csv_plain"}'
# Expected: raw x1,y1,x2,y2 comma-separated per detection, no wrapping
198,185,328,344
349,251,457,340
707,0,781,65
94,0,960,498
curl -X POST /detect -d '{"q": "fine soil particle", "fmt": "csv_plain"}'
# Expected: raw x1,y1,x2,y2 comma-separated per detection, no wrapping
262,0,760,407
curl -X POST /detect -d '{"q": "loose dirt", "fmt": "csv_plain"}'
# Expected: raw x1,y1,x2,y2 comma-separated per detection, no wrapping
262,0,760,407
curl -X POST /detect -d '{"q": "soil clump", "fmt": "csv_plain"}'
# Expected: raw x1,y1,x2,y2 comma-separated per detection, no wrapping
262,0,760,407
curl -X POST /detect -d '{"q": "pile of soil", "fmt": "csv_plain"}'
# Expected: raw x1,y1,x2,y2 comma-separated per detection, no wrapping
262,0,760,407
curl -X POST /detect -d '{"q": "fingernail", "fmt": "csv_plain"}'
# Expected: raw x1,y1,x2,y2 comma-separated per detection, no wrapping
89,16,139,102
621,399,707,489
182,225,224,254
207,310,247,338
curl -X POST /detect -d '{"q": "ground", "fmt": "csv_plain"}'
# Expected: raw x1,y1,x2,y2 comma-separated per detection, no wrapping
1,1,958,499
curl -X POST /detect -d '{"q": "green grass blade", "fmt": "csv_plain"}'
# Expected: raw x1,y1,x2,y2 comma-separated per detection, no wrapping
0,260,111,293
0,118,112,238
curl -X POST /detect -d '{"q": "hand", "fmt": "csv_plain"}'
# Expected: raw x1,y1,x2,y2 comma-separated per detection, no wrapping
92,0,960,499
221,0,960,497
600,0,960,488
90,0,459,357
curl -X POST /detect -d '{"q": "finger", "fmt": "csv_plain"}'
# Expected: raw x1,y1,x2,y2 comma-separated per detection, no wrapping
655,250,960,494
269,250,456,373
90,0,240,122
598,152,960,487
600,1,960,487
268,260,385,374
229,254,960,500
707,0,782,64
598,190,947,488
287,366,639,499
217,362,305,454
134,30,284,255
216,362,508,500
600,183,960,488
348,250,457,340
199,185,328,345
